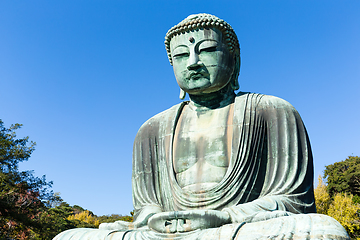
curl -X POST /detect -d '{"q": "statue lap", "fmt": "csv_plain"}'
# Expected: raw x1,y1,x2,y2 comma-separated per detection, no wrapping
54,214,349,239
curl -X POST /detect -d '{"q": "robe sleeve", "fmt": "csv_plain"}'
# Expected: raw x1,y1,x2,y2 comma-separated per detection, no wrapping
223,95,316,223
132,117,163,222
131,104,184,222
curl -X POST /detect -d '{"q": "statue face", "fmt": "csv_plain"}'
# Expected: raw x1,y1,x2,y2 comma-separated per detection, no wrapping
170,28,235,95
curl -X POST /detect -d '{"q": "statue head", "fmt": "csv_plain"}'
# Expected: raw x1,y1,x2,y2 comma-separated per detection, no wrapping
165,13,240,98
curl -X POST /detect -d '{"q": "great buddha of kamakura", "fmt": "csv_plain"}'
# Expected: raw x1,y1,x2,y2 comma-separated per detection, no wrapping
54,14,350,240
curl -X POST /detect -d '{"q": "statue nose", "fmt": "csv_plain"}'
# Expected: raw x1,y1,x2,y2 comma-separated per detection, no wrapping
187,53,202,70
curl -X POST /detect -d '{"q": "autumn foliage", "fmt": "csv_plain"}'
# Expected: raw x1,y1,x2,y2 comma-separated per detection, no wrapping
67,210,100,228
0,120,54,239
315,156,360,239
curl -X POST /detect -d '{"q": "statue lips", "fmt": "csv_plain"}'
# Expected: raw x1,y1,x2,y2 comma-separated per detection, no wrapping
187,69,209,80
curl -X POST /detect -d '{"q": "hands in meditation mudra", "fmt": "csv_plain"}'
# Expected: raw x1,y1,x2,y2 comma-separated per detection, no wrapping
54,13,350,240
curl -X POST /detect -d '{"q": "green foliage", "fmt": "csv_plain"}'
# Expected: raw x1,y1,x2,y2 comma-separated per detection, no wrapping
72,205,87,215
314,179,360,238
315,158,360,239
328,193,360,237
97,211,134,223
324,156,360,198
97,214,124,223
353,195,360,205
0,120,55,239
0,122,35,172
33,202,78,240
116,211,134,223
119,215,133,223
41,201,134,238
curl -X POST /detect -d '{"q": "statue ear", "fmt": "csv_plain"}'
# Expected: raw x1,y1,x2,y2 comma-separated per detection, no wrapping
179,88,186,100
230,51,240,91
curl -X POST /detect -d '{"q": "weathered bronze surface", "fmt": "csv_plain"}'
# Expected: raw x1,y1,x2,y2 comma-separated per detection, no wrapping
54,13,350,240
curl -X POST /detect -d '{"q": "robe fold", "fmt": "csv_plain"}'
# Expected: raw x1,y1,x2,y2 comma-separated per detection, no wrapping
132,92,316,222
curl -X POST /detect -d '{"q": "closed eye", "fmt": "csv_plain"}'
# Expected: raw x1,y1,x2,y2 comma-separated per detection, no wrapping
173,52,189,58
199,46,217,53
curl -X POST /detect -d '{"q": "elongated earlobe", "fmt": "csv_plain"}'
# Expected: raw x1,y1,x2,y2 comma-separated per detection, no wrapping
179,89,186,100
230,54,241,90
230,79,239,90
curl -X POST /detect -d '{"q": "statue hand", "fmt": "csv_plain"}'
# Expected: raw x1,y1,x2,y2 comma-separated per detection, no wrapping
99,220,132,230
148,210,231,233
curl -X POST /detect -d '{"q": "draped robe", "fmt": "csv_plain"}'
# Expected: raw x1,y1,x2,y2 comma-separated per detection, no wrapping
54,92,349,240
133,92,315,218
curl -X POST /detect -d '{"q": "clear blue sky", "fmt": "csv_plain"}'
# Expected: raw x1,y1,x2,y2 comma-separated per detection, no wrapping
1,1,359,216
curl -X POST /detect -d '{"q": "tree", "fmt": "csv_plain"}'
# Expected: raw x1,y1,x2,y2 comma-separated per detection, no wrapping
324,156,360,200
0,119,55,239
119,211,134,223
314,175,331,215
34,202,78,240
0,119,135,239
314,171,360,239
67,210,100,228
328,193,360,238
95,211,134,227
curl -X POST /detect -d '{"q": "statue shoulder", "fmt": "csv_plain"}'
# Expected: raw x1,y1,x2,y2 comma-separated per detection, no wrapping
235,92,296,112
259,95,296,111
135,102,184,138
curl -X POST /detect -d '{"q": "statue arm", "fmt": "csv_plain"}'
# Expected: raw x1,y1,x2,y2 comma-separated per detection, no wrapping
222,196,294,223
131,115,169,226
223,95,315,224
132,205,163,228
131,104,184,226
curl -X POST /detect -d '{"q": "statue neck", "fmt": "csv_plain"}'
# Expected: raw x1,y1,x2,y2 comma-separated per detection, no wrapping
188,85,236,111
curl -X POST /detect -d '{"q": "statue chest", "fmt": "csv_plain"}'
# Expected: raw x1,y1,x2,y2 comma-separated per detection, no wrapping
173,104,233,192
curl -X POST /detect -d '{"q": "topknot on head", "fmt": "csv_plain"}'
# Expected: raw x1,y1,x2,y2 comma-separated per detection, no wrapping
164,13,240,65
